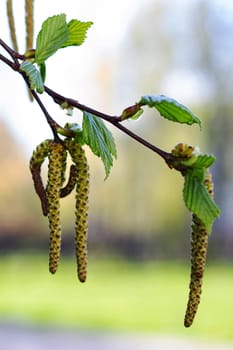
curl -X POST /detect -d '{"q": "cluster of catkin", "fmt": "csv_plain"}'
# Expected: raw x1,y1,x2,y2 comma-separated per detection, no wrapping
171,143,214,327
29,138,89,282
184,170,214,327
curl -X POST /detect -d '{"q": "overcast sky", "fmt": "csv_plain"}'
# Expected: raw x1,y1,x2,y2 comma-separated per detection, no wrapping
0,0,148,153
1,0,233,154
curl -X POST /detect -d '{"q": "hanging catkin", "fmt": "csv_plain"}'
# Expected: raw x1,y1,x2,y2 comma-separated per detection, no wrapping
29,139,51,216
6,0,19,52
60,145,68,186
65,139,89,282
60,165,77,198
184,170,214,327
47,141,65,274
25,0,34,50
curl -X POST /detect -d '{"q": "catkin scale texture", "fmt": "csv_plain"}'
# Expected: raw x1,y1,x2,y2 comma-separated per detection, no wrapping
184,170,213,327
60,147,67,186
60,165,77,198
30,139,51,167
7,0,19,52
47,141,64,274
25,0,34,50
65,139,89,282
29,139,51,216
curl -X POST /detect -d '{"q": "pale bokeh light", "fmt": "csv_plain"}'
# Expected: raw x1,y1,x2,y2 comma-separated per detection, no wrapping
0,0,149,154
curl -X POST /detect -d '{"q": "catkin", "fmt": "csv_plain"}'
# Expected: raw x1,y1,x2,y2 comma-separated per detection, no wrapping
60,146,68,186
47,141,65,274
25,0,34,50
65,139,89,282
7,0,19,52
184,170,214,327
60,165,77,198
29,139,51,216
171,143,194,158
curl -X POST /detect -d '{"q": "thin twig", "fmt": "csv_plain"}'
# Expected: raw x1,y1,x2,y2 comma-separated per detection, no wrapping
0,38,24,63
22,73,64,140
110,121,173,162
28,89,75,139
0,38,175,166
44,86,121,123
30,90,62,140
44,85,174,164
0,53,14,68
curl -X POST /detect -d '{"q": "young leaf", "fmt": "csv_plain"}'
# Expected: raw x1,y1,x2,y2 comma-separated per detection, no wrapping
82,112,117,178
39,62,46,83
20,61,44,93
139,95,201,127
184,154,216,182
35,14,69,64
120,104,144,120
192,154,216,169
179,153,216,172
183,170,220,233
61,20,93,48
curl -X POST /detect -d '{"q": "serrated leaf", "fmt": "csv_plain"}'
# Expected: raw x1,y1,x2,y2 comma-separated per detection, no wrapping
180,154,216,180
183,170,220,233
20,61,44,93
61,20,93,48
186,154,216,182
35,14,69,64
82,112,117,178
188,167,205,183
193,154,216,169
139,95,201,127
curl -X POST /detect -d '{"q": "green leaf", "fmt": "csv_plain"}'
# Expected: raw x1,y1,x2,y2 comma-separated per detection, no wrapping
188,166,205,183
120,104,144,121
183,170,220,233
61,20,93,48
35,14,69,64
139,95,201,127
39,62,46,83
82,112,117,178
193,154,216,169
179,154,216,173
20,61,44,93
185,154,216,182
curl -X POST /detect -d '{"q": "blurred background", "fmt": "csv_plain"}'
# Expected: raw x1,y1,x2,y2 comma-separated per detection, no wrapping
0,0,233,349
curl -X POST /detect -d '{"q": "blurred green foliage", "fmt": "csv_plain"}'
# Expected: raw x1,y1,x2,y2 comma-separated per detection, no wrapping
2,0,233,257
0,254,233,341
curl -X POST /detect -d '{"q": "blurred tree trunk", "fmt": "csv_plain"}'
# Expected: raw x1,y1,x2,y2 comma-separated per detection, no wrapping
112,0,233,256
192,1,233,256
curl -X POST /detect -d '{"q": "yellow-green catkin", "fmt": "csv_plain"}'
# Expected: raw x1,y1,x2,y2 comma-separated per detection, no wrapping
60,146,67,186
29,139,51,216
7,0,19,52
171,143,195,158
184,170,214,327
65,139,89,282
25,0,34,50
47,141,65,274
60,165,77,198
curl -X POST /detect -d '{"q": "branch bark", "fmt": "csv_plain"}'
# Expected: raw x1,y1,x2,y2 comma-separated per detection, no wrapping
0,38,176,167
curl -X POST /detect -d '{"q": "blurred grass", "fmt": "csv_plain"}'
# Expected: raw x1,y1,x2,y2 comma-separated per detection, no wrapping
0,254,233,342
